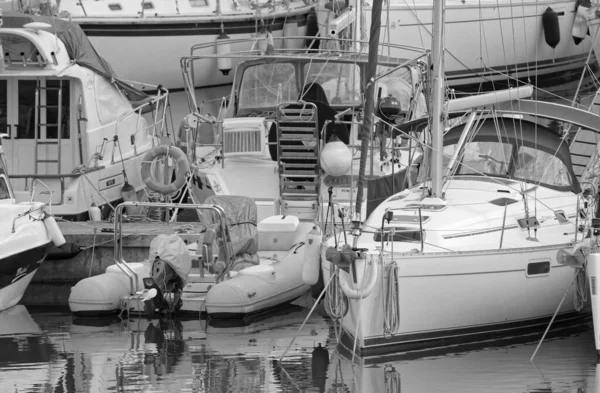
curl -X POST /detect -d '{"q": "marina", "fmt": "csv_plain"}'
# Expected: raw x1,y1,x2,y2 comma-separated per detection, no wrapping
5,0,600,391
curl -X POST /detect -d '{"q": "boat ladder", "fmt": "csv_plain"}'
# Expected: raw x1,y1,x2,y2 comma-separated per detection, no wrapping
33,80,64,175
275,102,321,219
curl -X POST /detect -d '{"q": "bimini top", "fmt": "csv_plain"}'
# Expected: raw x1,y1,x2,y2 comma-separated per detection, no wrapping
1,11,152,103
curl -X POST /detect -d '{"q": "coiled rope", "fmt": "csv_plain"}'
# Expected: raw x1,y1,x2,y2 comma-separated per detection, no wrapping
383,261,400,337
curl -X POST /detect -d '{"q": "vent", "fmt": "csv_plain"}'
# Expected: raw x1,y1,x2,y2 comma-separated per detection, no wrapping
142,2,154,9
108,3,122,10
223,128,263,154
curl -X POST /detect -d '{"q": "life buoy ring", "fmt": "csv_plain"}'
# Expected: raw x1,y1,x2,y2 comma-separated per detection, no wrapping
141,146,190,195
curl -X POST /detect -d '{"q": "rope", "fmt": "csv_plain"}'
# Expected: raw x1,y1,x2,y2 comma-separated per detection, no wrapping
325,267,348,319
87,228,97,277
383,261,400,337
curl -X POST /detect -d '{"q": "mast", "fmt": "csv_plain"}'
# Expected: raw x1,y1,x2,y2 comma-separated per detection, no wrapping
430,0,445,197
353,0,382,233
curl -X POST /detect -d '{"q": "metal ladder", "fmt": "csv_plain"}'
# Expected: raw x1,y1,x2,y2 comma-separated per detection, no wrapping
275,102,321,217
34,79,63,174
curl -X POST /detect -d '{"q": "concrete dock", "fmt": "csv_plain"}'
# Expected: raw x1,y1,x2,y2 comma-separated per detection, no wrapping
22,219,204,307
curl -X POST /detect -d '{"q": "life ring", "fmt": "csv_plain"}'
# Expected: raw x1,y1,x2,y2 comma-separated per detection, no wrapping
141,146,190,195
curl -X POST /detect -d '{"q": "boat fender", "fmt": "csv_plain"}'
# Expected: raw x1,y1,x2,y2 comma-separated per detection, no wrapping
542,7,560,49
572,1,591,45
302,225,322,285
338,254,378,299
305,8,320,51
43,214,66,247
215,32,232,76
140,145,190,195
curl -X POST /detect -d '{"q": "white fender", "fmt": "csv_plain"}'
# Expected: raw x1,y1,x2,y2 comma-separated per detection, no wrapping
43,214,66,247
302,225,322,285
588,253,600,354
572,3,590,45
339,256,378,299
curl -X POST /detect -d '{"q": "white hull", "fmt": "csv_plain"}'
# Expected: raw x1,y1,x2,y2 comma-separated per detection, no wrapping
0,269,38,311
87,24,308,90
323,246,583,356
370,0,592,88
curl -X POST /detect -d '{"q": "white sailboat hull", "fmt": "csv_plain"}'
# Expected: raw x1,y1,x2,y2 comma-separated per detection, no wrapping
370,0,591,88
324,245,584,356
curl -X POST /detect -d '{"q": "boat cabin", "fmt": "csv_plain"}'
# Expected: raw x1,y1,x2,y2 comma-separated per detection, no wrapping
0,14,169,219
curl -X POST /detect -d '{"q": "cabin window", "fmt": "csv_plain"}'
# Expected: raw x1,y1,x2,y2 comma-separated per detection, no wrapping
514,146,571,188
303,62,361,106
188,0,208,6
0,80,6,137
239,63,297,111
16,79,70,139
17,80,36,139
374,228,422,242
526,261,550,277
108,3,122,10
45,79,70,139
142,2,154,9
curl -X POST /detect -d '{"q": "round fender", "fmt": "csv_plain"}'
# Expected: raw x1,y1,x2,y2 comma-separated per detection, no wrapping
140,146,190,195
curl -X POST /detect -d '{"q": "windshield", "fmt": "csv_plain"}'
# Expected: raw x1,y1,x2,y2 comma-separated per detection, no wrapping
443,141,573,188
238,63,298,110
303,62,361,106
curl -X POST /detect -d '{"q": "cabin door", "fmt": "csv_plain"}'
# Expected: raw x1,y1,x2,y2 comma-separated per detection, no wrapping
0,78,74,203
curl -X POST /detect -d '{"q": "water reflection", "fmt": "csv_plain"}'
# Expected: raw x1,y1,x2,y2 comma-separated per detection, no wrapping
324,327,598,393
3,305,600,392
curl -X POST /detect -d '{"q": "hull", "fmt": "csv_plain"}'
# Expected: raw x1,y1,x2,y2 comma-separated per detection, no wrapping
71,14,309,89
371,0,592,89
323,245,585,358
0,243,52,311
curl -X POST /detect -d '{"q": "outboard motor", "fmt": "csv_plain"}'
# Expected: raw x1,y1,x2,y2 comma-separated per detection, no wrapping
143,234,192,318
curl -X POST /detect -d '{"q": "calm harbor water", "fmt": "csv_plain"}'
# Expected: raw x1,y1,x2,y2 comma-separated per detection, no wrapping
0,305,598,393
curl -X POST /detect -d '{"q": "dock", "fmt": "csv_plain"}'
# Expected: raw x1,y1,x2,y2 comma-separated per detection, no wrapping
22,219,204,308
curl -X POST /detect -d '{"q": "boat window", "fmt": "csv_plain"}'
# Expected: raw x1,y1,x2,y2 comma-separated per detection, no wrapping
444,141,513,176
238,63,297,111
374,66,425,119
17,80,36,139
188,0,208,6
303,63,361,106
0,80,6,137
514,146,571,188
45,79,70,139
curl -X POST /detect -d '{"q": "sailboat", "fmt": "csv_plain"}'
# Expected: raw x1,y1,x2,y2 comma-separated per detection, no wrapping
370,0,594,90
319,0,599,358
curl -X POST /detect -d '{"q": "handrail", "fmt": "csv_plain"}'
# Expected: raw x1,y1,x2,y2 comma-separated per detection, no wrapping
113,201,233,295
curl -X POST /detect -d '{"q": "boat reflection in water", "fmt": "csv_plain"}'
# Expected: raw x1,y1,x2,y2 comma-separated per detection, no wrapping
67,305,331,392
325,324,598,393
0,306,67,392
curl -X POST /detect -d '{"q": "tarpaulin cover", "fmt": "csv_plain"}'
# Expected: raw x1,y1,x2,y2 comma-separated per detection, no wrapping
148,234,192,286
201,195,259,257
3,11,151,104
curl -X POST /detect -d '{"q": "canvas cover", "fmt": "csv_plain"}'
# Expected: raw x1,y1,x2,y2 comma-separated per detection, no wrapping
200,195,259,257
148,234,192,286
3,12,151,104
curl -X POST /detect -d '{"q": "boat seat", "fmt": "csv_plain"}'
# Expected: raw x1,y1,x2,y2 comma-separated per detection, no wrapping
199,195,259,259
